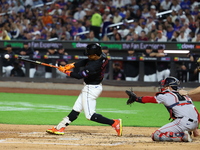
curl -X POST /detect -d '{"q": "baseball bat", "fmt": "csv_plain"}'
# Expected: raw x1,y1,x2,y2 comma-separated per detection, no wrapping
18,57,59,69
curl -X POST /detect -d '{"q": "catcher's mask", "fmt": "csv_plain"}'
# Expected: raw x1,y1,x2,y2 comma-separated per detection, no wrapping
159,76,180,91
84,43,102,56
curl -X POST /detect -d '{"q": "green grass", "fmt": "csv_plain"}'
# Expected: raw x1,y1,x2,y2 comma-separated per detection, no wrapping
0,92,199,127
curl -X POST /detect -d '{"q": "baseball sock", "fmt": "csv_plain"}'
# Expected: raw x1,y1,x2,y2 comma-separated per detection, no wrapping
65,109,80,126
56,110,80,129
90,113,115,125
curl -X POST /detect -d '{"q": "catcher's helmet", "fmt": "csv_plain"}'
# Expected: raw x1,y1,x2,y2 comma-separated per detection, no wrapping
84,43,102,56
159,76,180,91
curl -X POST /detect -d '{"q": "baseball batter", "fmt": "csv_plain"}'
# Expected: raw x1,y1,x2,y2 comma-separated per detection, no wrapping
46,43,122,136
126,76,199,142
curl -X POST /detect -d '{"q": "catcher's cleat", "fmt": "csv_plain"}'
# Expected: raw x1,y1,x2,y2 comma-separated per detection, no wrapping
112,119,122,136
46,127,65,135
182,131,192,142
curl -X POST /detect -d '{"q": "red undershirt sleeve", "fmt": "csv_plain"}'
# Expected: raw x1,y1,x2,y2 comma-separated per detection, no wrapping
141,96,158,103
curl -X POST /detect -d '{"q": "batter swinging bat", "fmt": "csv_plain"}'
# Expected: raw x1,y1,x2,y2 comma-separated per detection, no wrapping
18,56,59,69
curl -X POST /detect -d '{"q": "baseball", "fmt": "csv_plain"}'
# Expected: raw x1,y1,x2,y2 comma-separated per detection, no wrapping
4,54,10,59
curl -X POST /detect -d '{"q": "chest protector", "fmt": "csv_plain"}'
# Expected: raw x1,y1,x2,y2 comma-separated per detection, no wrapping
157,91,192,120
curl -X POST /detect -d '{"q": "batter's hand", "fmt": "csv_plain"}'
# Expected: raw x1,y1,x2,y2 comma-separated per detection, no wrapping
58,66,71,76
125,90,138,105
64,62,75,71
178,89,188,96
58,66,67,73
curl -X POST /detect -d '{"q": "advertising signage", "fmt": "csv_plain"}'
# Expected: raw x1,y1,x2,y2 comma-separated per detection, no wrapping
1,41,200,50
71,42,198,50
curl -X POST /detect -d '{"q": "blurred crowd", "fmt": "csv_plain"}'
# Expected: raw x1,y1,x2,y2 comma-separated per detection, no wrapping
1,0,200,81
0,0,199,42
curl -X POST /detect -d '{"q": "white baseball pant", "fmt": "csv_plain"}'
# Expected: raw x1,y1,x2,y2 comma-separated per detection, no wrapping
73,83,102,120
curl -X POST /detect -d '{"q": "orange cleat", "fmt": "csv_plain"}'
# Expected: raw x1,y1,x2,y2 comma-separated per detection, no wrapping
46,127,65,135
112,119,122,136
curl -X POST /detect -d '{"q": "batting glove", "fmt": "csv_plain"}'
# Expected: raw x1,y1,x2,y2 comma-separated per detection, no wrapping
58,66,67,73
58,66,72,76
64,62,75,71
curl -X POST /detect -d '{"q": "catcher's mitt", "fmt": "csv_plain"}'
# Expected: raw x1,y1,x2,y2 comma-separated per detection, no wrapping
125,90,138,105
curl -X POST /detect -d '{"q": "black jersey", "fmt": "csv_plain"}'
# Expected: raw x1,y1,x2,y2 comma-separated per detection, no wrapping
70,53,108,84
124,61,139,77
143,52,157,75
157,53,170,72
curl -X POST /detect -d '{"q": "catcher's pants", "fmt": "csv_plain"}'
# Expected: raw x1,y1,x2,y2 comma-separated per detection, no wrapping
152,117,198,141
73,83,102,120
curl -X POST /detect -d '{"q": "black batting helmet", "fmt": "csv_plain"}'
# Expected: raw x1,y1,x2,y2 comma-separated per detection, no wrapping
84,43,102,56
161,76,180,91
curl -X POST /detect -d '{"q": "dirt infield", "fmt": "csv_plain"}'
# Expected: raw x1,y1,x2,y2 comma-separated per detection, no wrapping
0,124,200,150
0,87,200,150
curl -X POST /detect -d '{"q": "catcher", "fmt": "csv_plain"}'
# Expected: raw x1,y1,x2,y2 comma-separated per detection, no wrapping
125,76,200,142
46,43,122,136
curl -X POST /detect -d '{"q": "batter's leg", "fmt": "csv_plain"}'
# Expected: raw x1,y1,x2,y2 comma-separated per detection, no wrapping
46,92,84,135
55,91,84,130
56,110,80,129
81,84,102,119
81,84,122,136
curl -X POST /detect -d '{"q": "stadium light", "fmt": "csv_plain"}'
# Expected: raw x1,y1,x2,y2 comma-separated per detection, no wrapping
48,38,58,41
164,50,190,54
156,10,172,17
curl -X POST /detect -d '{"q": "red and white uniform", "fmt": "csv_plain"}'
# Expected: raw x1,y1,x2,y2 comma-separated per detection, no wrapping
140,89,199,142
